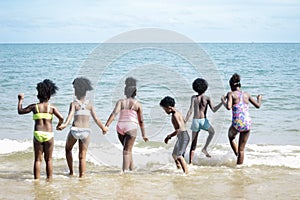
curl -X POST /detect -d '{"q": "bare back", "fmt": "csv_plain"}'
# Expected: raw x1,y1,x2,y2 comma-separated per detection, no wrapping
192,95,209,119
34,103,55,132
224,88,262,110
72,101,92,128
120,98,140,112
231,90,250,105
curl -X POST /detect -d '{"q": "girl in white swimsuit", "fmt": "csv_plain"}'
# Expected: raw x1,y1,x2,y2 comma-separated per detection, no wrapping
58,77,108,177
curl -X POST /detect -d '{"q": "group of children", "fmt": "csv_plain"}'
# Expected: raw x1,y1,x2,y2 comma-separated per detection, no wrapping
17,74,262,179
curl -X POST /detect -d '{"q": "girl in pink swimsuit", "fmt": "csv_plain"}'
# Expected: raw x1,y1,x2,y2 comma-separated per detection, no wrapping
222,73,262,165
105,77,148,173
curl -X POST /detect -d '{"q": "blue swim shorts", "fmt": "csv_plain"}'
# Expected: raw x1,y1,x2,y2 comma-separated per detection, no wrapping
190,118,210,132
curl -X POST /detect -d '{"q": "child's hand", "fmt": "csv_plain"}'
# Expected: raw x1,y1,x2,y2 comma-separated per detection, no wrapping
102,126,109,135
164,135,171,144
221,94,226,101
257,94,262,101
143,137,149,142
18,93,24,101
57,124,66,130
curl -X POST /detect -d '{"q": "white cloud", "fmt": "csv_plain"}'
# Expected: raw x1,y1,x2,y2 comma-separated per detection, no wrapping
0,0,299,42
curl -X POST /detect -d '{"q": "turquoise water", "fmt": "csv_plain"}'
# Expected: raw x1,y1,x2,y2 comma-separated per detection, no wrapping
1,43,299,144
0,43,299,199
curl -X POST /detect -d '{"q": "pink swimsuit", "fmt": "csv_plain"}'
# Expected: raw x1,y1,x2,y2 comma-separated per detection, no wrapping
232,91,251,132
116,101,139,136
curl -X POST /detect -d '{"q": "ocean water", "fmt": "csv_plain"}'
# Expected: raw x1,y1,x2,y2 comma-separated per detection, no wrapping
0,43,299,199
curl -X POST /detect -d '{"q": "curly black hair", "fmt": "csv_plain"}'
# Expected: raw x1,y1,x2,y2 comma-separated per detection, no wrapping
192,78,208,95
124,77,137,98
229,73,241,88
36,79,58,101
73,77,93,99
160,96,175,108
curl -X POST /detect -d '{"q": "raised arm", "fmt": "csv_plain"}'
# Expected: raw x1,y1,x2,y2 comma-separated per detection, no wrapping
17,93,34,114
137,103,148,142
208,96,223,113
184,96,194,123
249,93,262,108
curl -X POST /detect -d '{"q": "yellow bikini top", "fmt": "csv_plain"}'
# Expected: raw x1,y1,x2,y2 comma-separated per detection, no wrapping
33,103,53,120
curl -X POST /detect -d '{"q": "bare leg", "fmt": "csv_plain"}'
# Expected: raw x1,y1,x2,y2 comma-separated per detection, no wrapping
189,132,199,164
172,154,182,169
202,126,215,158
129,151,134,171
228,126,238,156
177,156,189,174
65,132,77,176
121,130,137,172
33,138,43,180
237,130,250,165
44,138,54,181
78,135,90,178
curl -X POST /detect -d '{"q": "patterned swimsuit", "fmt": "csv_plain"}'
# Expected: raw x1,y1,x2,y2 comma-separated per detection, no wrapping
232,91,251,132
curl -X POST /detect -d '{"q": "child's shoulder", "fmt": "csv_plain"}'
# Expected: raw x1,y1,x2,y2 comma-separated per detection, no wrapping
191,95,198,99
174,110,183,117
227,91,233,96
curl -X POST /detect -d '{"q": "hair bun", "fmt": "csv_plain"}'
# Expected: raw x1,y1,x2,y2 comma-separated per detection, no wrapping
232,73,240,82
125,77,137,87
229,73,241,88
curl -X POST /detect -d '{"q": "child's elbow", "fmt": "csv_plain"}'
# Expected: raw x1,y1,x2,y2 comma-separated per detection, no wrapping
212,108,218,113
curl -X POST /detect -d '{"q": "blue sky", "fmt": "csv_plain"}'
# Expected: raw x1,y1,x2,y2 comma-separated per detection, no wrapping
0,0,299,43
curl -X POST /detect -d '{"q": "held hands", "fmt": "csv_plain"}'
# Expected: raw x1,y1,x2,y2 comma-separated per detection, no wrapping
221,94,227,102
57,123,67,131
102,126,109,135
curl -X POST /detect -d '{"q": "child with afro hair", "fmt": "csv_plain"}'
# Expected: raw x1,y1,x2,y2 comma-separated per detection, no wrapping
185,78,222,164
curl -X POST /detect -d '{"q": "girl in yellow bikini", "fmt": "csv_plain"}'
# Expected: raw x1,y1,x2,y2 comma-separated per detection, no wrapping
17,79,64,180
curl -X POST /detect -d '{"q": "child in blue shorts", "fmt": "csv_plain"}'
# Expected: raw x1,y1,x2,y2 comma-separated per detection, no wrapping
185,78,222,164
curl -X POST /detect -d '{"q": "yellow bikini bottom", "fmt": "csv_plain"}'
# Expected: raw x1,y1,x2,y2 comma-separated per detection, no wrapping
34,131,54,143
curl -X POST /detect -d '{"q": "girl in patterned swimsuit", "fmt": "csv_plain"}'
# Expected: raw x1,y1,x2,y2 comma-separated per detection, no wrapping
221,73,262,165
18,79,64,180
105,77,148,173
58,77,108,177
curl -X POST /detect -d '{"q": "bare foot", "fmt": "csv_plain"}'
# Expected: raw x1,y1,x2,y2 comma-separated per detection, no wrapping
68,172,74,176
202,148,211,158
